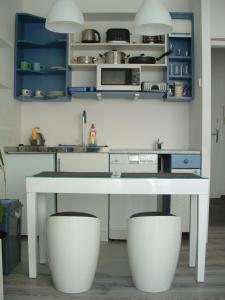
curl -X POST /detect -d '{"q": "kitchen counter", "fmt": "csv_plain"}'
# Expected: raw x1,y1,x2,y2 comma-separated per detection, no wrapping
4,146,200,155
4,145,110,154
110,149,201,154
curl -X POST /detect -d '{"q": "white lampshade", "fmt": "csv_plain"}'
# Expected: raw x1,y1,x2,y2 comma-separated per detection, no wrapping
45,0,84,33
134,0,173,36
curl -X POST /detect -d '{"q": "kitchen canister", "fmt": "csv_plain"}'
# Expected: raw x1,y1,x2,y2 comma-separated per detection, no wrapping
174,81,184,97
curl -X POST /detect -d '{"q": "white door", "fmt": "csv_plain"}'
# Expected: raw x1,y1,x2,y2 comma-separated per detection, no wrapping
211,49,225,198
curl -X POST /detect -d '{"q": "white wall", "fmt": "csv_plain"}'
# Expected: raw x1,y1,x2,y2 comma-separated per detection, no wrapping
19,0,194,150
210,0,225,39
0,0,22,197
21,100,190,149
21,0,193,16
200,0,211,178
189,0,202,151
0,0,21,147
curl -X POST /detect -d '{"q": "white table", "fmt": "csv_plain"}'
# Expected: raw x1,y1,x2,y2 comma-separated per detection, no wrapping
26,172,209,282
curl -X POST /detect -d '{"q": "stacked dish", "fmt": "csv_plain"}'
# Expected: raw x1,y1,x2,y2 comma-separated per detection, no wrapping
47,90,64,97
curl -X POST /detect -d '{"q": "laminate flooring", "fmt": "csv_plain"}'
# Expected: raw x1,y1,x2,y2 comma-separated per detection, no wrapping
3,226,225,300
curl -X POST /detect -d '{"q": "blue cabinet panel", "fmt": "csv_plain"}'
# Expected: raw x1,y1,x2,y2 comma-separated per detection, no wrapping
14,13,70,101
171,154,201,169
166,13,194,102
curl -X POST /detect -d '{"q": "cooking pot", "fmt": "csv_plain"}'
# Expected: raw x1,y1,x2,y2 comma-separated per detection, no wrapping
142,35,164,44
106,28,130,43
75,56,97,64
129,50,172,64
81,29,101,43
99,50,130,64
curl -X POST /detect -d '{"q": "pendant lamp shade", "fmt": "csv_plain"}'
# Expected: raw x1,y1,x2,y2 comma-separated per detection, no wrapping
134,0,172,36
45,0,84,33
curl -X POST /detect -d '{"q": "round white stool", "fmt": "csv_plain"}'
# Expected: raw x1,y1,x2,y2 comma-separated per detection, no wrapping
127,212,181,293
47,212,100,293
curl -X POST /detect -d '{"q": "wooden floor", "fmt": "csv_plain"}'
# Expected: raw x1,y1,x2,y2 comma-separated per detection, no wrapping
3,225,225,300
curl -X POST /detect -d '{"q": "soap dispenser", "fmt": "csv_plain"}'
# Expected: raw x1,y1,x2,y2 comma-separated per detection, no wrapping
88,124,97,146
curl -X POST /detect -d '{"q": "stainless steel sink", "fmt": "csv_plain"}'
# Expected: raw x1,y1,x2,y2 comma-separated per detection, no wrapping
56,145,109,153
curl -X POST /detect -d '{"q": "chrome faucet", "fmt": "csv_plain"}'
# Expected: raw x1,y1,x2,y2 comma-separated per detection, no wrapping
82,110,87,146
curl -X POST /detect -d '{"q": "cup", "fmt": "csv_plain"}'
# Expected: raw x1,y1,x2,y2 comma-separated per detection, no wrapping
21,89,32,96
169,63,174,75
35,90,45,97
176,48,181,56
33,62,45,71
183,63,189,76
20,61,31,70
174,63,180,76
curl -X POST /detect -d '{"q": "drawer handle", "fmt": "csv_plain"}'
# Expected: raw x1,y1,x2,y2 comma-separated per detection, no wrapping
183,159,189,164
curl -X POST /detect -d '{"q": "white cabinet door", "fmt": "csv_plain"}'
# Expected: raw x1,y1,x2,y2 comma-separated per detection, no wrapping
57,153,109,241
171,168,200,232
5,154,55,235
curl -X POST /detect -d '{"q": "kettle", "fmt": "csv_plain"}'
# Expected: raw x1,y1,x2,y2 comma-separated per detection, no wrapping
81,29,101,43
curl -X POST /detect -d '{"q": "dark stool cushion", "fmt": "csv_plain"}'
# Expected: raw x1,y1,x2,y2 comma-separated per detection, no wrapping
0,230,7,239
130,212,175,218
50,212,97,218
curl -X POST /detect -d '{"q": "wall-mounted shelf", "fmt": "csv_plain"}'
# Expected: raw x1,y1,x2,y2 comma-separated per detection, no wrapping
69,90,166,100
69,63,166,71
166,13,194,101
169,75,192,79
71,42,165,50
169,56,192,60
166,96,192,102
16,95,70,102
14,13,70,101
16,68,68,75
17,39,67,48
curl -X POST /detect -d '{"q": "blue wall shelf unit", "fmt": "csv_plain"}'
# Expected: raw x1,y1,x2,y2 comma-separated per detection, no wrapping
14,13,70,101
166,13,194,102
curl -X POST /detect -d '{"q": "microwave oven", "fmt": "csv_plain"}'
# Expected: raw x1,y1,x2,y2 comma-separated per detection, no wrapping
97,65,141,91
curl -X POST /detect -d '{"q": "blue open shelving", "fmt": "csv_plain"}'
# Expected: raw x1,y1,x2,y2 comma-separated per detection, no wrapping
14,13,70,101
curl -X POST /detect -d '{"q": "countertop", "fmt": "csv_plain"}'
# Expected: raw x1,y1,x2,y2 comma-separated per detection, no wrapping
4,146,200,155
109,149,201,154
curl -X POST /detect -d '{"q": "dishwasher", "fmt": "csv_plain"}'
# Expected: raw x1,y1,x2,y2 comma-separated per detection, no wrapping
109,153,158,240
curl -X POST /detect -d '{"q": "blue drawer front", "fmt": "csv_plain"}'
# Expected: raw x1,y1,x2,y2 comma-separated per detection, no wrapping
171,154,201,169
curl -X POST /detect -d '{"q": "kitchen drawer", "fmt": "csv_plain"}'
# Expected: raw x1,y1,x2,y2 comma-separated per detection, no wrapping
110,154,157,164
171,154,201,169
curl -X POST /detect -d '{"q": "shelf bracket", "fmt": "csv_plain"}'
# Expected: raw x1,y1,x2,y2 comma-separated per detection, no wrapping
133,92,140,101
96,92,102,101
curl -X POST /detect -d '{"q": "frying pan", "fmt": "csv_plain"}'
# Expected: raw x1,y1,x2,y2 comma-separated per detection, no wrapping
129,50,172,64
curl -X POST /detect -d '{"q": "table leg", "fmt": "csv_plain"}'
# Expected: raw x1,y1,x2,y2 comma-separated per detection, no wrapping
189,194,197,267
27,192,38,278
197,194,209,282
38,193,48,264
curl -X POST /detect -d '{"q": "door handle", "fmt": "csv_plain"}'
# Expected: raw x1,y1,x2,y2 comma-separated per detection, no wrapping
211,129,219,143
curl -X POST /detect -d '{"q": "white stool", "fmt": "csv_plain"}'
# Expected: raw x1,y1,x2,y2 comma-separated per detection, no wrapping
127,212,181,293
47,212,100,293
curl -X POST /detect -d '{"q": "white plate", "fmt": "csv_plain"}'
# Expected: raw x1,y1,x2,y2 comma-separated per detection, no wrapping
107,40,129,43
